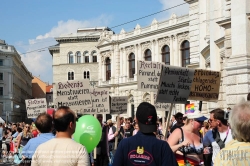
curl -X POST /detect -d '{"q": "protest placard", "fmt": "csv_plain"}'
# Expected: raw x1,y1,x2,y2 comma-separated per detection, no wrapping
81,88,110,114
111,96,128,114
55,80,92,113
25,98,47,118
153,93,170,111
156,65,195,104
137,61,163,92
189,69,221,101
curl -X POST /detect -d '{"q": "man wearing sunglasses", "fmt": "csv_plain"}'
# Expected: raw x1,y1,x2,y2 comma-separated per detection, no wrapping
203,108,232,166
170,112,184,134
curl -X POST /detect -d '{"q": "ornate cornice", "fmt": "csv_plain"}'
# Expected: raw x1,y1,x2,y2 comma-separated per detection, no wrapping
55,37,99,43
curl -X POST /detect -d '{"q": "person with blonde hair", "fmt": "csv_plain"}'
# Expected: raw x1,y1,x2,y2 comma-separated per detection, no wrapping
168,110,207,165
215,101,250,165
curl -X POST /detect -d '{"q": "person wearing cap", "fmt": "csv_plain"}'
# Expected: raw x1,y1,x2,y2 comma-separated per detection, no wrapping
168,109,207,165
203,108,232,166
113,102,178,166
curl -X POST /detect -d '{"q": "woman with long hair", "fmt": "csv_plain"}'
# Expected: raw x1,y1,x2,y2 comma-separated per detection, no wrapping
168,110,207,166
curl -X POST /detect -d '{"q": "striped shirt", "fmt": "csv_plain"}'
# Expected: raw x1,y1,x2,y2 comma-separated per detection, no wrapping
214,139,250,166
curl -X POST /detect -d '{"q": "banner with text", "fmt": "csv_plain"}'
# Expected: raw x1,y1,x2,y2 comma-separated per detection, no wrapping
156,65,195,104
153,93,170,111
137,61,163,92
111,96,128,114
189,69,221,101
56,80,92,113
81,88,110,114
25,98,47,118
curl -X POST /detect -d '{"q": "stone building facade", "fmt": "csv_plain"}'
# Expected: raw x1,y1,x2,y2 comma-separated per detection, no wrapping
97,0,250,117
0,39,33,122
49,27,113,103
50,0,250,118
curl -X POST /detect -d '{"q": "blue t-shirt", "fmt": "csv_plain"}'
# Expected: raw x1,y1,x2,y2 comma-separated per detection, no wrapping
113,131,178,166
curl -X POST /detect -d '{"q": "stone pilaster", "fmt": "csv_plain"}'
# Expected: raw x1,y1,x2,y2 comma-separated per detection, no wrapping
224,0,250,105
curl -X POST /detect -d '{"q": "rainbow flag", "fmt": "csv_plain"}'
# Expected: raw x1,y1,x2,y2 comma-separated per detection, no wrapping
175,154,200,166
185,104,195,114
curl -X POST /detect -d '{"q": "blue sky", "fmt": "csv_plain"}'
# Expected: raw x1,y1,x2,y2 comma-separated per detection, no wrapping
0,0,189,84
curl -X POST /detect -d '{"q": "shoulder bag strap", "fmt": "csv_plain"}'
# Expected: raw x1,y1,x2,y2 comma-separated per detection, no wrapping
212,129,225,149
179,127,188,165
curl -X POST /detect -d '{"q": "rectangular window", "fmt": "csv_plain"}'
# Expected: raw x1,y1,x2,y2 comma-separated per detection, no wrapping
0,60,3,66
0,73,3,80
0,87,3,96
85,56,89,63
93,56,97,62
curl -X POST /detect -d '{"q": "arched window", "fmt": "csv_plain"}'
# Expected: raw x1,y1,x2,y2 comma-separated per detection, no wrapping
68,52,74,64
76,52,81,63
144,49,151,61
84,71,90,79
181,40,190,67
105,58,111,81
129,53,135,78
92,51,97,62
162,45,170,65
84,51,89,63
68,72,74,80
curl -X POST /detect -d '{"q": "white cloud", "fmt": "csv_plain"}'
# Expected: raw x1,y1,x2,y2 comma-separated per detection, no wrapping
18,15,113,83
158,0,189,21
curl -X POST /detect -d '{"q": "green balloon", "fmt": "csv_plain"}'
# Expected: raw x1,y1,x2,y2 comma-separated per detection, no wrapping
73,115,102,153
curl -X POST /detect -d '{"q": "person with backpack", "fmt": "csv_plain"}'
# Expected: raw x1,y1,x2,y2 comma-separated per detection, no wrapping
203,108,233,166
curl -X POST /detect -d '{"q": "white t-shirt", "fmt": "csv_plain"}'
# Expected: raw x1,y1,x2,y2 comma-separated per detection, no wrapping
203,129,233,166
32,138,89,166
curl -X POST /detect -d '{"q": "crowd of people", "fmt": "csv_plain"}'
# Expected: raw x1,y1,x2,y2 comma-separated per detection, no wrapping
0,99,249,165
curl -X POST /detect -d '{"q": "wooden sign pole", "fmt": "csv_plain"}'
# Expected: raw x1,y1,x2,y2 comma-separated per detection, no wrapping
114,114,120,150
164,103,174,140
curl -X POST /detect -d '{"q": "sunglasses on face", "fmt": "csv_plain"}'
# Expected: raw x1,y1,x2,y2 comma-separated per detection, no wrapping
25,126,30,128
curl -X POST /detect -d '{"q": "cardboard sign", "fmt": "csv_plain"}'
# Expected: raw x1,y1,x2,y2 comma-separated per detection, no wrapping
189,69,221,101
185,103,195,114
156,65,195,104
153,93,170,111
111,96,128,114
55,80,92,113
137,61,163,92
25,98,47,118
81,88,110,114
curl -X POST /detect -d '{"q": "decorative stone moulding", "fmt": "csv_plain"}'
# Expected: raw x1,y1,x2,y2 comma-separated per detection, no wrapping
158,37,170,48
151,19,158,30
125,45,135,55
141,41,151,52
134,24,141,35
101,51,112,63
178,32,190,44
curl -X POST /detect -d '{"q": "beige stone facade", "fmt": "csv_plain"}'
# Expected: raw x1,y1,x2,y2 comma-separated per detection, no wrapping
0,40,33,122
49,27,110,103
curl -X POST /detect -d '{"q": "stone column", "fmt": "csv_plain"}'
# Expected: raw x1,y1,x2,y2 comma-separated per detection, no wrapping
115,44,120,84
224,0,250,105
